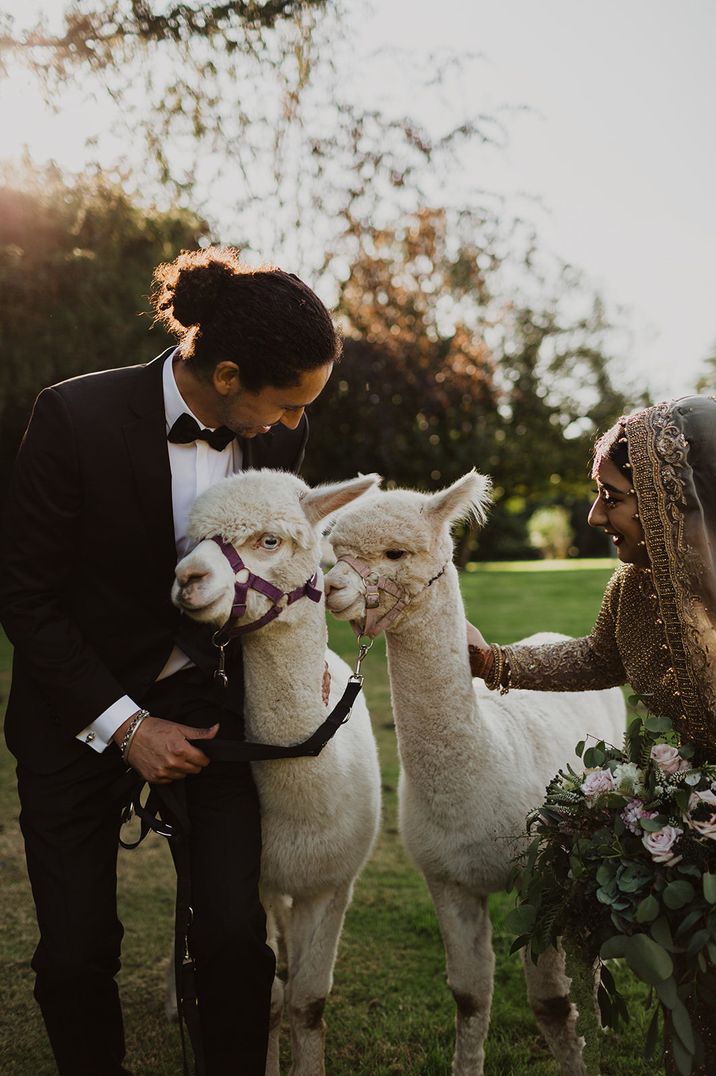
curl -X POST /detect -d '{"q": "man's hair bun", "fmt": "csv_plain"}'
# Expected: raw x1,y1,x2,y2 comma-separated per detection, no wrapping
152,247,241,332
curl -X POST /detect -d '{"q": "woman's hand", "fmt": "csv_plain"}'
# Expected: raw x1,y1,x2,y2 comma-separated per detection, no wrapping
466,620,494,679
466,620,488,649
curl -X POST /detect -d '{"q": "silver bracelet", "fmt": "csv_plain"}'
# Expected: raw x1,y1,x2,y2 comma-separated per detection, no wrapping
120,709,150,763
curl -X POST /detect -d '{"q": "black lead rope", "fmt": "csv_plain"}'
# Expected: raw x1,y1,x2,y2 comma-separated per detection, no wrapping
120,677,364,1076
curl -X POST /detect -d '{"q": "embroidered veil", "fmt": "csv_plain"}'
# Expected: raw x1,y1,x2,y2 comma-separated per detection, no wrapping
625,396,716,749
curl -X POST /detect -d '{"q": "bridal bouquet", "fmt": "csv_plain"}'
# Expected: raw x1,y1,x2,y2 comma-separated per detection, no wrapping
508,706,716,1075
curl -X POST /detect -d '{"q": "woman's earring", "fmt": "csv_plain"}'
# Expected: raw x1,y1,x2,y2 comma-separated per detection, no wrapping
633,512,640,520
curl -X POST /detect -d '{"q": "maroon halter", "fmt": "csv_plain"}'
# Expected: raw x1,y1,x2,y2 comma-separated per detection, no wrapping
211,536,322,645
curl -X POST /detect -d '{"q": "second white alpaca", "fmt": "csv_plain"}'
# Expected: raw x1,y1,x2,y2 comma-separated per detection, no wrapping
172,470,382,1076
324,471,626,1076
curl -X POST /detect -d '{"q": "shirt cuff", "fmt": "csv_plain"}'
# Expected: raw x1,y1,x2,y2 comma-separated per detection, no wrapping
75,695,140,754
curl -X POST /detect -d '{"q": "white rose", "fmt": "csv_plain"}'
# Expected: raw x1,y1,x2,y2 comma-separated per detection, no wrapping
612,762,644,796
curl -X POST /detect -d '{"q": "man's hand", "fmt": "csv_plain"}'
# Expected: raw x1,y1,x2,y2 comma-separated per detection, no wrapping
113,716,219,783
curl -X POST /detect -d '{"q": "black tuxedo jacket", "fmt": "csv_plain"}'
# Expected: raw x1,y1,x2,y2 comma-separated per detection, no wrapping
0,348,309,772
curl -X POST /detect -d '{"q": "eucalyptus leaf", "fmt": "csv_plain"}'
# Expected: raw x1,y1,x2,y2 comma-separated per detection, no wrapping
645,715,673,733
671,1032,693,1076
664,880,696,910
600,935,628,961
575,739,585,758
671,999,695,1053
704,873,716,904
651,916,675,950
655,977,678,1009
644,1005,660,1058
676,908,704,939
505,905,536,935
641,817,668,832
671,1030,694,1076
636,895,660,923
687,929,710,960
584,747,605,768
623,934,673,985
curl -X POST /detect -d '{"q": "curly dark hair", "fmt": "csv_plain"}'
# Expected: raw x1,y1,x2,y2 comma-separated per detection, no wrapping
151,246,342,392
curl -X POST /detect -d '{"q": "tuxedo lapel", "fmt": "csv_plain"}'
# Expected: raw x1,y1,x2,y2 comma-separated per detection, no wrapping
122,351,177,576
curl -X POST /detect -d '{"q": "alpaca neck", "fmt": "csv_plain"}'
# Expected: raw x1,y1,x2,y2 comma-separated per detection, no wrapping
386,565,486,780
240,595,328,746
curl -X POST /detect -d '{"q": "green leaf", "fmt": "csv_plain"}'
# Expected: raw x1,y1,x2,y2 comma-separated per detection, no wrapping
644,1005,660,1058
671,1029,694,1076
645,714,673,733
672,999,695,1053
574,739,585,758
676,908,704,939
663,880,696,910
651,916,675,950
600,935,628,961
656,977,678,1009
640,816,667,832
636,895,660,923
687,929,711,960
583,747,605,768
623,933,673,985
704,873,716,904
504,905,536,935
596,863,615,886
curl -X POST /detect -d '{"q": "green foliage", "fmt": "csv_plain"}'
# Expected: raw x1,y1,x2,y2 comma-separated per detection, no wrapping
0,159,207,486
510,708,716,1073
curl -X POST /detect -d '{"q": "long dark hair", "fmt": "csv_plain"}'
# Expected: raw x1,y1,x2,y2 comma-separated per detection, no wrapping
151,247,342,391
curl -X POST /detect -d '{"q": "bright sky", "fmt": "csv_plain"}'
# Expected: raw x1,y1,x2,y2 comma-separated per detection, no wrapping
1,0,715,399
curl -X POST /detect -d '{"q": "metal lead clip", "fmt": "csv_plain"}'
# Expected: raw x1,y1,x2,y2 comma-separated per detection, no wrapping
351,637,374,684
213,642,228,688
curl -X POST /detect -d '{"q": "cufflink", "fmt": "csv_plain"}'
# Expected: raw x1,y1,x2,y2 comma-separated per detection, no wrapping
85,732,96,743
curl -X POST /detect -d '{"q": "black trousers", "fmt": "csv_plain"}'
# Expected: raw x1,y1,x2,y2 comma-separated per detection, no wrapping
17,669,275,1076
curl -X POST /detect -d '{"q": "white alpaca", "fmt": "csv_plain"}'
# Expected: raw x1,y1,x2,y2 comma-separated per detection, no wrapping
171,470,382,1076
324,472,626,1076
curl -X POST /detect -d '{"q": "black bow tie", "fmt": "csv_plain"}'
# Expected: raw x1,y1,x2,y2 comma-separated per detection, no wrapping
168,413,235,452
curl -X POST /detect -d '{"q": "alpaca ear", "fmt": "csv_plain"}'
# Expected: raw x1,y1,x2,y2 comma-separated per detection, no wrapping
426,471,492,527
300,474,382,526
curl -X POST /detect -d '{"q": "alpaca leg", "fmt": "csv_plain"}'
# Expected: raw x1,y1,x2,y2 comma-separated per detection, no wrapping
283,883,353,1076
164,942,178,1022
521,943,586,1076
426,878,494,1076
264,899,284,1076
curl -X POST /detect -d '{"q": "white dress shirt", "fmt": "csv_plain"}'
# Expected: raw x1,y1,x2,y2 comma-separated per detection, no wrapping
77,351,242,752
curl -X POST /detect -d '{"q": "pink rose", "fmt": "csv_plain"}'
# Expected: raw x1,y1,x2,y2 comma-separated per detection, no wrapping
621,799,657,836
650,743,690,775
581,770,616,800
642,825,683,865
687,790,716,840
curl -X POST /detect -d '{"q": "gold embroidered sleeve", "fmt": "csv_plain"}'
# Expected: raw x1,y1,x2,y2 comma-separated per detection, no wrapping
504,575,626,692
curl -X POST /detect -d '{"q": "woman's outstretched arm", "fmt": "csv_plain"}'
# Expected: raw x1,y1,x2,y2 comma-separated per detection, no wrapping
467,571,627,693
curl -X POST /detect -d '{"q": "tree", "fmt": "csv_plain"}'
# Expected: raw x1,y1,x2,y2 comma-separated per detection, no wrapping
303,208,501,493
305,209,639,561
0,159,208,488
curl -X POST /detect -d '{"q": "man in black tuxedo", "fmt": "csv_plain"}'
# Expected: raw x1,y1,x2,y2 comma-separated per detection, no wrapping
0,249,340,1075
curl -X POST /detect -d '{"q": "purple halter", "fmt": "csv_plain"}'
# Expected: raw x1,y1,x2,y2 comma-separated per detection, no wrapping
211,536,322,644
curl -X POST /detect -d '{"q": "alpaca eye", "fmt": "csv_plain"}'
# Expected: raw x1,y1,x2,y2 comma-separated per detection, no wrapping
385,550,405,560
260,534,282,550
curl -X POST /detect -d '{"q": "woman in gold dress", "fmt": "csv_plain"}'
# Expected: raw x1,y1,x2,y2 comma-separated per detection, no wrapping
467,394,716,1070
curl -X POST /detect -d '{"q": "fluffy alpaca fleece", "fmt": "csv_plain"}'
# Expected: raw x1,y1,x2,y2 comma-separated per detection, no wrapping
324,471,626,1076
172,469,382,1076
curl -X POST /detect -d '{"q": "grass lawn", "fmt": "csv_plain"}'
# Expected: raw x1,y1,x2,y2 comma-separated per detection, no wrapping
0,560,654,1075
